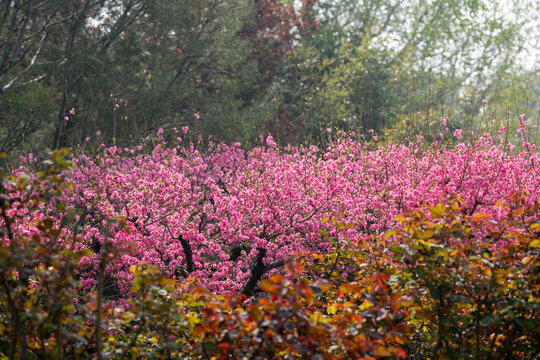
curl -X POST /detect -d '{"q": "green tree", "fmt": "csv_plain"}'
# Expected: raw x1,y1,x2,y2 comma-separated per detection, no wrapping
1,0,265,157
274,0,537,142
0,0,150,156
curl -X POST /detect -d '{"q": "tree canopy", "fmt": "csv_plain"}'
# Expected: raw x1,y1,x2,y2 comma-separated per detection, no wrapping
0,0,538,157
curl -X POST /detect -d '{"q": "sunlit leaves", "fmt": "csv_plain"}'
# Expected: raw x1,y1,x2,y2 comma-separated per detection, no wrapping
389,194,539,359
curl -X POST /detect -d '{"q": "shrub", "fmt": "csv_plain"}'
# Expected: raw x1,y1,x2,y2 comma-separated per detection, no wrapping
388,194,539,359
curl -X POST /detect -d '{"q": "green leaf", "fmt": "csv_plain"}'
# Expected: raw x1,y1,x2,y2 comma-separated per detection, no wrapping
390,244,403,254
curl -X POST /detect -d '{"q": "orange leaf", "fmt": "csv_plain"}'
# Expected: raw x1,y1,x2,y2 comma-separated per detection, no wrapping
260,279,281,293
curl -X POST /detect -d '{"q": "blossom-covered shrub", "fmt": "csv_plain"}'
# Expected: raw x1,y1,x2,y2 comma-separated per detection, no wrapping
0,137,538,359
64,131,538,295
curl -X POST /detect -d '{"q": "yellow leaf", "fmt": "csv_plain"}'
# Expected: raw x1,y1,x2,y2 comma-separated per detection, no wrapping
530,240,539,248
429,204,444,217
472,213,490,222
310,313,326,324
327,303,339,315
359,300,374,311
373,346,392,356
249,307,263,322
319,282,332,293
188,315,201,327
419,230,434,240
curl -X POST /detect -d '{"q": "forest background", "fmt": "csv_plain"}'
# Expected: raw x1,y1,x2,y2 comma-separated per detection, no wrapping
0,0,539,160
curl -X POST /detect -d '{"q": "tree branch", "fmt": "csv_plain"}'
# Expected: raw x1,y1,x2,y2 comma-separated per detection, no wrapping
239,251,292,297
240,247,267,297
165,224,195,273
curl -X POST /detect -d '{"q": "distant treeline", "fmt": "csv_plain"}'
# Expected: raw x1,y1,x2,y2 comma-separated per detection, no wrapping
0,0,538,158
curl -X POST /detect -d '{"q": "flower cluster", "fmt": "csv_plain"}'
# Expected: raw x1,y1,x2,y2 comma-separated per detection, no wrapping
4,132,539,295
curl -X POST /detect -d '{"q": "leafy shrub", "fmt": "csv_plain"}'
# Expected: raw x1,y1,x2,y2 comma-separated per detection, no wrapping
388,194,539,359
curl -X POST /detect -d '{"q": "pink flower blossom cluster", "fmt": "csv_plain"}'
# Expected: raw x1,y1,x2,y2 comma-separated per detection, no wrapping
3,132,539,296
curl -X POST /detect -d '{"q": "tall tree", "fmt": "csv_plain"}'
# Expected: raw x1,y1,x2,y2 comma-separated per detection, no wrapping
0,0,150,153
278,0,536,139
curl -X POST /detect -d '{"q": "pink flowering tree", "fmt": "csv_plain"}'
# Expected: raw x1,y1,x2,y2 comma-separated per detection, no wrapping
5,126,539,298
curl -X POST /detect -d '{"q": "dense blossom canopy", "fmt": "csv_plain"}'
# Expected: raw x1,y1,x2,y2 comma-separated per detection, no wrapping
8,130,538,296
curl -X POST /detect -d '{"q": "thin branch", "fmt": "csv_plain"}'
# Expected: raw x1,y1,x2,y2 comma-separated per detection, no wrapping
294,198,330,225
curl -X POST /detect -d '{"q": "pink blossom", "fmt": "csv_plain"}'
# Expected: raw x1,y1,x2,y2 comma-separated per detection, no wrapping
8,131,539,296
266,135,276,147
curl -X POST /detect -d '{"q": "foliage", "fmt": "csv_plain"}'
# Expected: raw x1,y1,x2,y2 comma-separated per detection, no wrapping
1,0,538,157
0,149,95,358
389,194,539,359
266,0,539,142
